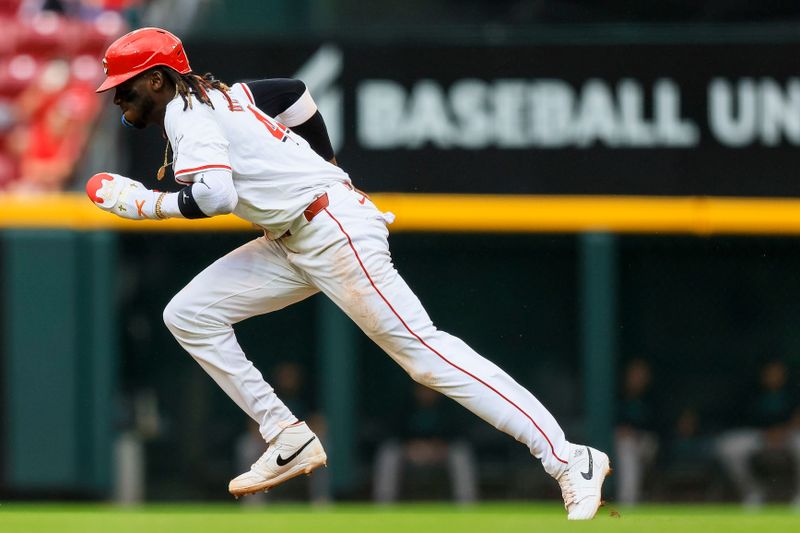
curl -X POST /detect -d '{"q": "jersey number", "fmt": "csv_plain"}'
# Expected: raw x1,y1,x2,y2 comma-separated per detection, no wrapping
248,105,290,142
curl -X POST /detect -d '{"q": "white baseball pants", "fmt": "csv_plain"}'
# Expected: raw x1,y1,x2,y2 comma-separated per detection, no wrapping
163,182,570,477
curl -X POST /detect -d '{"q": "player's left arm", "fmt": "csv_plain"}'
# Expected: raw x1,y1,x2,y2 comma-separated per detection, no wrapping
240,78,336,165
88,101,239,220
86,169,237,220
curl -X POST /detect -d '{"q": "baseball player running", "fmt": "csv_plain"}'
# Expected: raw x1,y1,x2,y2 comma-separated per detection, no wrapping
87,28,610,519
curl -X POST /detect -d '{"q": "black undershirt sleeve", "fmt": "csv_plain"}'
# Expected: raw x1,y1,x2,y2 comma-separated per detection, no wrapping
289,111,335,162
245,78,336,162
246,78,306,117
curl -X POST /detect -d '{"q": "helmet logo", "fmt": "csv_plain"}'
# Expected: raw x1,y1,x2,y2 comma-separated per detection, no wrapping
102,58,108,75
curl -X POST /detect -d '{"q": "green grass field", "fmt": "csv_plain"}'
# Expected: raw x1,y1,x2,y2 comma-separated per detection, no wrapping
0,503,797,533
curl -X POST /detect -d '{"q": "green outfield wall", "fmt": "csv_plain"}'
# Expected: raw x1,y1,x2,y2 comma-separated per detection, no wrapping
2,228,798,500
1,231,117,496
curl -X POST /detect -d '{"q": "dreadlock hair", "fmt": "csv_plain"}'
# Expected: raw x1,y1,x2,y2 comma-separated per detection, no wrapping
158,68,237,111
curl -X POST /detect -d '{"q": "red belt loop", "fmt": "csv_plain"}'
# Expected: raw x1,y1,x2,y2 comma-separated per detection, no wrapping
303,192,330,222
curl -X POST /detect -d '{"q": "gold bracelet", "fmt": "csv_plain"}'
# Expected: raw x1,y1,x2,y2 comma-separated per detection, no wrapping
155,192,168,219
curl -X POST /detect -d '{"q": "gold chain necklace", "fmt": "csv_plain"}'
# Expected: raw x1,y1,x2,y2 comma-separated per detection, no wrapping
156,140,173,181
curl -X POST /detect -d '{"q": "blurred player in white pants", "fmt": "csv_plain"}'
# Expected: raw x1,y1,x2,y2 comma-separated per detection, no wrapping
373,384,479,503
614,358,658,505
715,361,800,507
87,27,610,519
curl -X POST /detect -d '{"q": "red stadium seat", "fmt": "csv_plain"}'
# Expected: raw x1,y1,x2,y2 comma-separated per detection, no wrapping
0,151,17,188
0,16,19,56
0,5,120,189
15,12,71,58
60,83,99,122
71,54,104,89
79,12,126,57
0,54,42,97
0,0,21,17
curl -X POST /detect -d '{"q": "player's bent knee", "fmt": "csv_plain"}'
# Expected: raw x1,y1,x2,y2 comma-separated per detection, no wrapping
163,295,197,337
162,300,182,335
163,292,233,341
406,366,438,387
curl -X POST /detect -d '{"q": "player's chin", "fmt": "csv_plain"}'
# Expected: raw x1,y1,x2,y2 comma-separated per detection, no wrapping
125,112,147,129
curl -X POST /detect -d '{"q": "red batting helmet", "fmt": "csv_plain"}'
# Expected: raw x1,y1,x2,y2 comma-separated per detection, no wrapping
96,27,191,93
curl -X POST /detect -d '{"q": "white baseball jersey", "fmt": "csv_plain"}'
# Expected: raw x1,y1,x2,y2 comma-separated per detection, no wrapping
163,83,351,236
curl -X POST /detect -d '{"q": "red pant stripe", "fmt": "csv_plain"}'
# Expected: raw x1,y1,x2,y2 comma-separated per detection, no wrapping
323,208,567,465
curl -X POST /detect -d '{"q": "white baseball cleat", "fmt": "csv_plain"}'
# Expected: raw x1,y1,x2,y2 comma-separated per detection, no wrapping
556,443,611,520
228,421,327,497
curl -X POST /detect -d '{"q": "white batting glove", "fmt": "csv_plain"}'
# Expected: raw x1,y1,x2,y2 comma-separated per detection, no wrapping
86,173,159,220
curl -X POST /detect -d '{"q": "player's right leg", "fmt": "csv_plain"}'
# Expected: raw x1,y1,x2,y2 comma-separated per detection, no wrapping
162,236,326,495
286,184,610,518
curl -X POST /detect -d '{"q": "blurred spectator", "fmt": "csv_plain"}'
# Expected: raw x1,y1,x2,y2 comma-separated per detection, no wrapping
18,0,142,20
715,360,800,507
234,361,330,504
659,406,719,501
668,407,712,472
0,1,125,190
7,57,99,190
614,358,659,505
373,383,478,503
